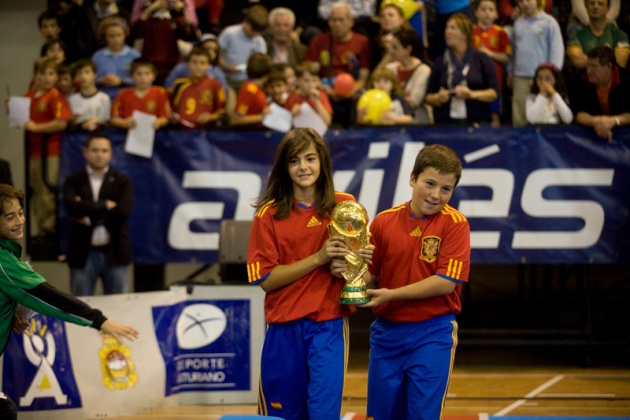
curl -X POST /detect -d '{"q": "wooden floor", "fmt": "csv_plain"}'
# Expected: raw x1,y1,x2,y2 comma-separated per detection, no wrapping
113,347,630,419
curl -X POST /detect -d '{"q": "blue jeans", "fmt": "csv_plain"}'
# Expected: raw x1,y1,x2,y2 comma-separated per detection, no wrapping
70,249,130,296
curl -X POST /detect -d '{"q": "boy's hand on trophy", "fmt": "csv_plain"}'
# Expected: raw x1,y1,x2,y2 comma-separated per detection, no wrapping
357,245,375,265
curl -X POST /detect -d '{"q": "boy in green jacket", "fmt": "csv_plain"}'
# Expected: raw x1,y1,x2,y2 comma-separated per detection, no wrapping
0,183,139,419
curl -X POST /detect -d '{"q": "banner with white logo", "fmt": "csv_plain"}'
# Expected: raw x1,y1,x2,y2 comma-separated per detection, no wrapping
58,127,630,263
2,287,265,419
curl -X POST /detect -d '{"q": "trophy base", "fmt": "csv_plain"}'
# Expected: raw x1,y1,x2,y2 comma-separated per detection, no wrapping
340,285,371,305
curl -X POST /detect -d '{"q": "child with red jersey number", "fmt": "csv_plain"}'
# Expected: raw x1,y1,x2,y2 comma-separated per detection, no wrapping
171,46,226,129
247,128,372,420
335,144,470,420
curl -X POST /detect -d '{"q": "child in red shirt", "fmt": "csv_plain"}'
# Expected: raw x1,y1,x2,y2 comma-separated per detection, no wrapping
24,57,71,239
171,46,226,129
110,58,171,130
285,62,333,127
231,52,272,127
472,0,512,126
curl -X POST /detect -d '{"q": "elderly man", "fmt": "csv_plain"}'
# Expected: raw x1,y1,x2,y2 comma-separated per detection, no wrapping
570,46,630,141
567,0,629,69
265,7,306,66
305,2,371,127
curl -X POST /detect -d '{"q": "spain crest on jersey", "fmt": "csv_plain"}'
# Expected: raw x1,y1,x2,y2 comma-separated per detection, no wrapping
419,236,440,263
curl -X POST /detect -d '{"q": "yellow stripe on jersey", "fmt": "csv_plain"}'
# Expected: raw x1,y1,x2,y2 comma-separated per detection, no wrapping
446,258,464,280
255,200,276,218
441,205,467,223
377,202,406,217
247,262,261,283
173,80,193,106
335,191,355,201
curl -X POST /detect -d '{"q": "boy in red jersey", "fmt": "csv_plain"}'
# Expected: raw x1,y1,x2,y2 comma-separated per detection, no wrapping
24,57,71,240
171,46,227,129
110,58,171,130
247,128,372,420
285,62,333,127
472,0,511,126
230,52,272,127
334,144,470,420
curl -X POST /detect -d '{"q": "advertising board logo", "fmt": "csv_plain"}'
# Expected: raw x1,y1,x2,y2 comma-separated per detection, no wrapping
176,303,227,349
19,320,68,406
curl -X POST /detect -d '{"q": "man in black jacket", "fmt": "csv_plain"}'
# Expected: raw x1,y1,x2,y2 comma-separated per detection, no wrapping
571,46,630,142
62,133,133,295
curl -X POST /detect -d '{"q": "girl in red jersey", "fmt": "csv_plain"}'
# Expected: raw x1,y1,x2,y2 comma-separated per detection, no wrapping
246,128,372,420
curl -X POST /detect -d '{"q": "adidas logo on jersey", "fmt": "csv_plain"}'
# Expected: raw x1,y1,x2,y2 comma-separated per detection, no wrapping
410,227,422,237
307,216,322,227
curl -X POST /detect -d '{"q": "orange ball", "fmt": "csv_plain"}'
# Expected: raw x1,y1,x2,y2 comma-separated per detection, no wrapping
334,73,355,97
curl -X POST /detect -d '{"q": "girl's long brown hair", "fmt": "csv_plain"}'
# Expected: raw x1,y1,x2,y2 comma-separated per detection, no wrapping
255,128,336,220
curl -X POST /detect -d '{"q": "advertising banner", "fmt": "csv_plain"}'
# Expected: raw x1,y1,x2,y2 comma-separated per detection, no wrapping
59,127,630,264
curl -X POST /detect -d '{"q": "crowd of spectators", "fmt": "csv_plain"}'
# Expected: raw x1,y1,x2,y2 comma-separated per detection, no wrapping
11,0,630,268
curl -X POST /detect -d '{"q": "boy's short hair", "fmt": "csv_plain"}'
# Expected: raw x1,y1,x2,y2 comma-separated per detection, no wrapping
57,63,72,77
39,39,68,59
187,46,211,62
265,71,288,87
475,0,497,9
0,184,25,216
72,58,97,76
369,67,403,95
412,144,462,186
37,9,59,28
244,4,268,32
294,62,318,78
98,15,130,41
34,56,59,74
130,58,156,75
246,52,272,79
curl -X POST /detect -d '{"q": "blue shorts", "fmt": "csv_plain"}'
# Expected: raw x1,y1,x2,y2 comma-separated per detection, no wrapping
366,314,458,420
258,317,349,420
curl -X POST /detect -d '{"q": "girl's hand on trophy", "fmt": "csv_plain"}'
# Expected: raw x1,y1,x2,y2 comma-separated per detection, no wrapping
330,257,347,278
358,288,393,308
357,245,375,265
318,237,348,264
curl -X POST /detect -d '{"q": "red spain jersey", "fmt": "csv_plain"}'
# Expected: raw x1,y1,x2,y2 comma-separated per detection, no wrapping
25,88,71,157
305,32,371,78
171,76,226,128
111,86,171,119
234,80,267,116
472,25,512,88
247,192,356,324
369,201,471,323
284,90,333,114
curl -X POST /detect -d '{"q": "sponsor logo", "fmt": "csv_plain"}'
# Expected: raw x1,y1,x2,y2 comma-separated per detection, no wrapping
307,216,322,227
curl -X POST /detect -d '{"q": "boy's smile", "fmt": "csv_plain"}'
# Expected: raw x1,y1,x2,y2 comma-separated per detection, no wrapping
0,199,25,241
409,167,457,218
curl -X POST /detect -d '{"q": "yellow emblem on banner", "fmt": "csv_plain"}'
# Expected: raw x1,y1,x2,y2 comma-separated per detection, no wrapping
419,236,440,263
99,334,138,390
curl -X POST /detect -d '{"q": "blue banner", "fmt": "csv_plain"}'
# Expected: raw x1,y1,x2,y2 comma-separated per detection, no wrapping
2,315,82,411
59,126,630,264
152,299,251,396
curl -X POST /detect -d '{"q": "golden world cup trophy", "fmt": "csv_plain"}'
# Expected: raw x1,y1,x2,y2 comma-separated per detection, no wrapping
329,200,371,305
